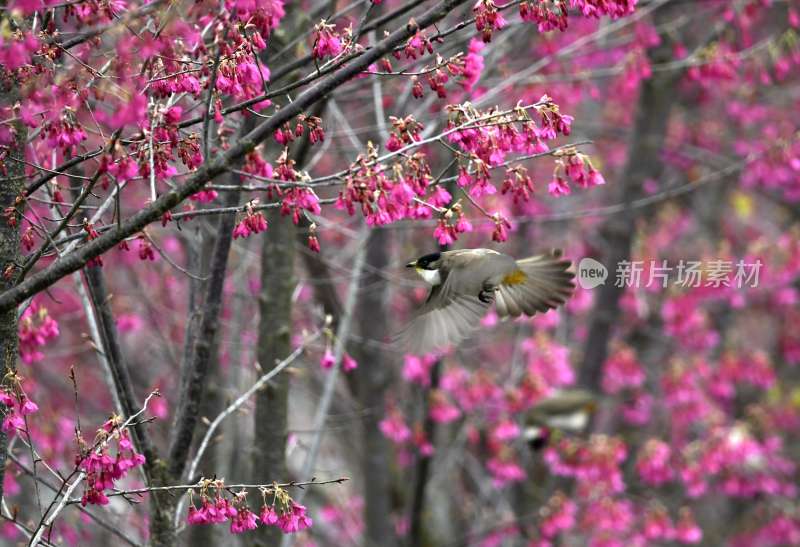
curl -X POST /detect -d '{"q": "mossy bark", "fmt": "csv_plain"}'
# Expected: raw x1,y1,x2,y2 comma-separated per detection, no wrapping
0,90,26,504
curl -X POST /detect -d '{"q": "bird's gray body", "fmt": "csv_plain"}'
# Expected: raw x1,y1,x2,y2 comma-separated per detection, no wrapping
527,389,596,426
435,249,517,296
397,248,574,354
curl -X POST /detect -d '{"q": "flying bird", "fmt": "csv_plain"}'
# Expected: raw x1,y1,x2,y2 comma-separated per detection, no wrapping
396,248,575,355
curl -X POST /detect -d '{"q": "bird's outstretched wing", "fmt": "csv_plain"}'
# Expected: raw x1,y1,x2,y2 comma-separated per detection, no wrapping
395,249,573,354
395,250,509,355
494,250,575,318
394,283,491,355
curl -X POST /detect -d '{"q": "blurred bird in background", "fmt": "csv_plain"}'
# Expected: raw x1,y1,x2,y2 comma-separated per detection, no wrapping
523,389,597,450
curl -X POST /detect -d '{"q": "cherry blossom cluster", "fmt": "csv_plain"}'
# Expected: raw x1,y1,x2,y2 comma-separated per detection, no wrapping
82,221,104,267
517,0,637,33
473,0,506,43
576,500,702,545
0,372,39,438
319,497,365,545
400,355,439,392
678,425,796,499
447,98,573,183
485,450,526,487
524,333,576,391
432,202,473,246
75,415,146,506
477,420,526,487
233,200,269,239
636,439,675,487
545,434,627,495
312,20,346,61
17,300,60,364
548,149,606,196
274,153,323,224
378,404,438,460
658,354,778,439
319,327,358,372
731,512,800,546
274,114,326,146
537,492,577,539
379,406,412,446
0,29,39,72
460,39,485,91
661,294,720,352
307,222,321,253
407,54,463,99
378,403,435,462
136,236,156,261
335,141,426,227
154,14,279,105
332,98,601,247
1,0,286,180
225,149,323,249
187,479,311,535
534,437,705,544
385,116,425,152
397,30,438,62
520,0,570,31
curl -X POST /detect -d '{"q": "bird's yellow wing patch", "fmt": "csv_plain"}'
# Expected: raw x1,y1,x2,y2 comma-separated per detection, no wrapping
502,269,527,286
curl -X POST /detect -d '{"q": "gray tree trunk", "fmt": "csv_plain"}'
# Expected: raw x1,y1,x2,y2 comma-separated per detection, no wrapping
578,9,681,390
252,207,295,547
151,186,240,547
186,216,227,546
354,228,396,547
0,90,25,505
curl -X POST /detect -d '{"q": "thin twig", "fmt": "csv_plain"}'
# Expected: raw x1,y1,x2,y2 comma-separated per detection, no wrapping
78,476,350,502
295,227,369,504
203,33,226,161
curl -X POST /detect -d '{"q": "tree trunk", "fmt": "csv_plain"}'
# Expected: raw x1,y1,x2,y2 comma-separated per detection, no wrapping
354,228,396,547
0,93,25,505
578,11,681,390
187,219,226,546
150,186,240,547
252,207,296,547
407,361,440,547
148,462,178,547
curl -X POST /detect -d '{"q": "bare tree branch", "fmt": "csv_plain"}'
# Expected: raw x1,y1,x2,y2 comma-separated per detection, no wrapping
83,265,159,476
167,187,240,478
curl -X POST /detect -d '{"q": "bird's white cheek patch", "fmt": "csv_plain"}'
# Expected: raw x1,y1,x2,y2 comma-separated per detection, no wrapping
523,426,543,440
547,411,589,432
416,268,442,285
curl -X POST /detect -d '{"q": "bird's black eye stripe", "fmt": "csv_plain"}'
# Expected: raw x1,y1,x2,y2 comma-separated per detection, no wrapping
417,252,441,268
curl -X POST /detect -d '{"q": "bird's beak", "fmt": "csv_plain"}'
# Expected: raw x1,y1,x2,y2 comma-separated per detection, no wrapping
405,260,417,268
